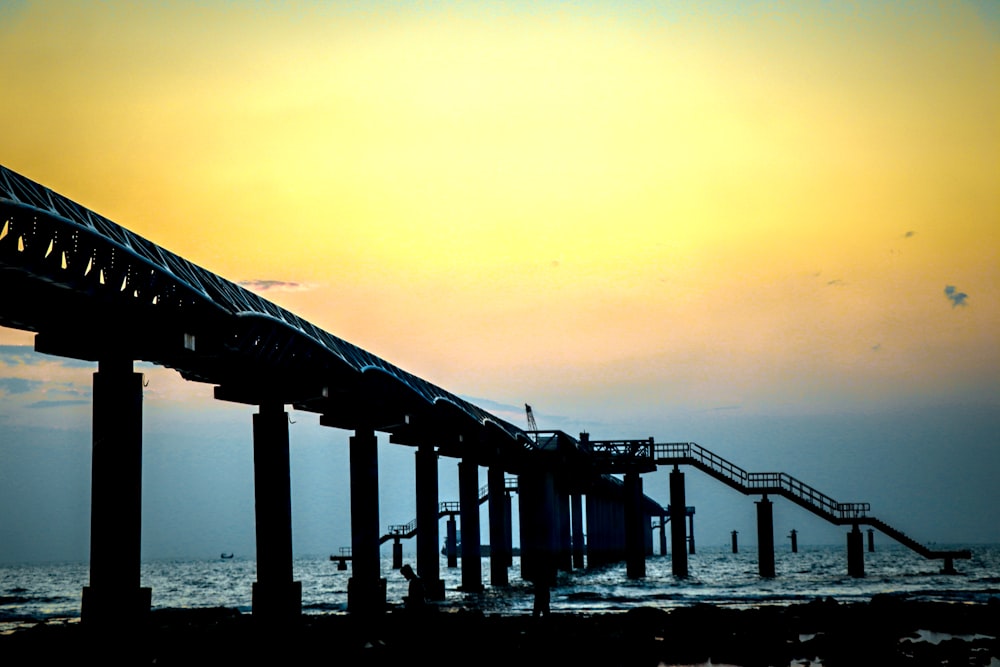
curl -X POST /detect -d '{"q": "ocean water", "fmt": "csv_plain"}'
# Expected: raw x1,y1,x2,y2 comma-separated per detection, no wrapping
2,544,998,632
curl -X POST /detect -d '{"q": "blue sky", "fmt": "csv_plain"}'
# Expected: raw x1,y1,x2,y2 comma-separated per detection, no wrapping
1,341,997,563
1,0,998,564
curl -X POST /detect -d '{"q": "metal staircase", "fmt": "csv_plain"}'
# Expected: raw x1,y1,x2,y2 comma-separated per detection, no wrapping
378,477,518,544
653,442,970,563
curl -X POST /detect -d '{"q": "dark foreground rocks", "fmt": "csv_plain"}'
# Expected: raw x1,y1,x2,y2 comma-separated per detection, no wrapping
2,596,997,666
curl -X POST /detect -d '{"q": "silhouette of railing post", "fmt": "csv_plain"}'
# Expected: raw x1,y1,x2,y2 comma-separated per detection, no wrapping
349,427,385,616
415,444,444,600
458,456,483,592
756,495,776,578
81,358,151,625
250,401,302,622
669,466,688,577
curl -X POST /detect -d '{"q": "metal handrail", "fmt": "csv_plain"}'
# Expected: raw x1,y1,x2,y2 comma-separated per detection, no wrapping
439,501,460,514
654,442,868,521
387,518,417,536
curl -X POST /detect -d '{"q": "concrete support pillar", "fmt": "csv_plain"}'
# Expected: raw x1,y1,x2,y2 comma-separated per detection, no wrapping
487,465,509,587
610,496,622,563
659,515,668,556
732,530,739,554
847,524,865,578
349,428,384,616
392,541,403,570
415,444,444,600
504,490,514,567
585,494,603,567
599,495,615,566
518,469,556,585
458,458,482,592
250,402,301,621
624,472,646,579
669,467,688,577
613,497,626,561
596,495,609,567
645,509,655,556
756,495,776,578
688,512,696,554
557,489,572,572
571,493,585,569
867,528,875,552
446,516,458,568
82,359,151,625
789,529,798,553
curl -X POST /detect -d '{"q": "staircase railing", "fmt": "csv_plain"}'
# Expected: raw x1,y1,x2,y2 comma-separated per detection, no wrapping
653,442,867,521
653,441,969,562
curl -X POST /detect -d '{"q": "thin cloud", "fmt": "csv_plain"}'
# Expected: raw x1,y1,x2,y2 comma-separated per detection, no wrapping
0,345,94,368
0,379,91,402
0,377,40,395
0,345,36,365
25,399,90,409
461,396,524,415
238,279,310,293
944,285,969,308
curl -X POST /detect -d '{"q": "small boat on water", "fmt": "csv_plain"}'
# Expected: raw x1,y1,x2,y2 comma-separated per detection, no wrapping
220,553,234,559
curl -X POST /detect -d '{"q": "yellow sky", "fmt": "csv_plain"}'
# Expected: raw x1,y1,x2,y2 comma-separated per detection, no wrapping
1,1,997,417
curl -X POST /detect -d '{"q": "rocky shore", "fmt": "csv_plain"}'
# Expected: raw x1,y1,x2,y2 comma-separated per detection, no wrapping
2,595,997,666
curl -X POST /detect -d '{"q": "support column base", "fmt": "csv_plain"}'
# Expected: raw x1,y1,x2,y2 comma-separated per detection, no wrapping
347,577,387,615
81,585,152,626
251,580,302,622
425,578,446,601
847,527,865,578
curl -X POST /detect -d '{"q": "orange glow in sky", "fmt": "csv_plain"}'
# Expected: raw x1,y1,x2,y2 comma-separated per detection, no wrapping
1,0,997,419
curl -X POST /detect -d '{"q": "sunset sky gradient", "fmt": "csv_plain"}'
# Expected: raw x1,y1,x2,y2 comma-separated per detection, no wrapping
1,1,997,562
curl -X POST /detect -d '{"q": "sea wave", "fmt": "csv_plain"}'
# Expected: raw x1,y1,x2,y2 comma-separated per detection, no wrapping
1,544,997,627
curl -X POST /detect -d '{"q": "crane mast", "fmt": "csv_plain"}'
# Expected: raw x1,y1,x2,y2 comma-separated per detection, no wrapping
525,403,538,431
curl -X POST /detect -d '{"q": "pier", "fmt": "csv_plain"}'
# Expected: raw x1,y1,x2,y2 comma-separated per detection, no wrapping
0,164,971,625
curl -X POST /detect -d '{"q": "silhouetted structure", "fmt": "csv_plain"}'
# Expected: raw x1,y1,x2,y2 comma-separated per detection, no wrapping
0,164,971,624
